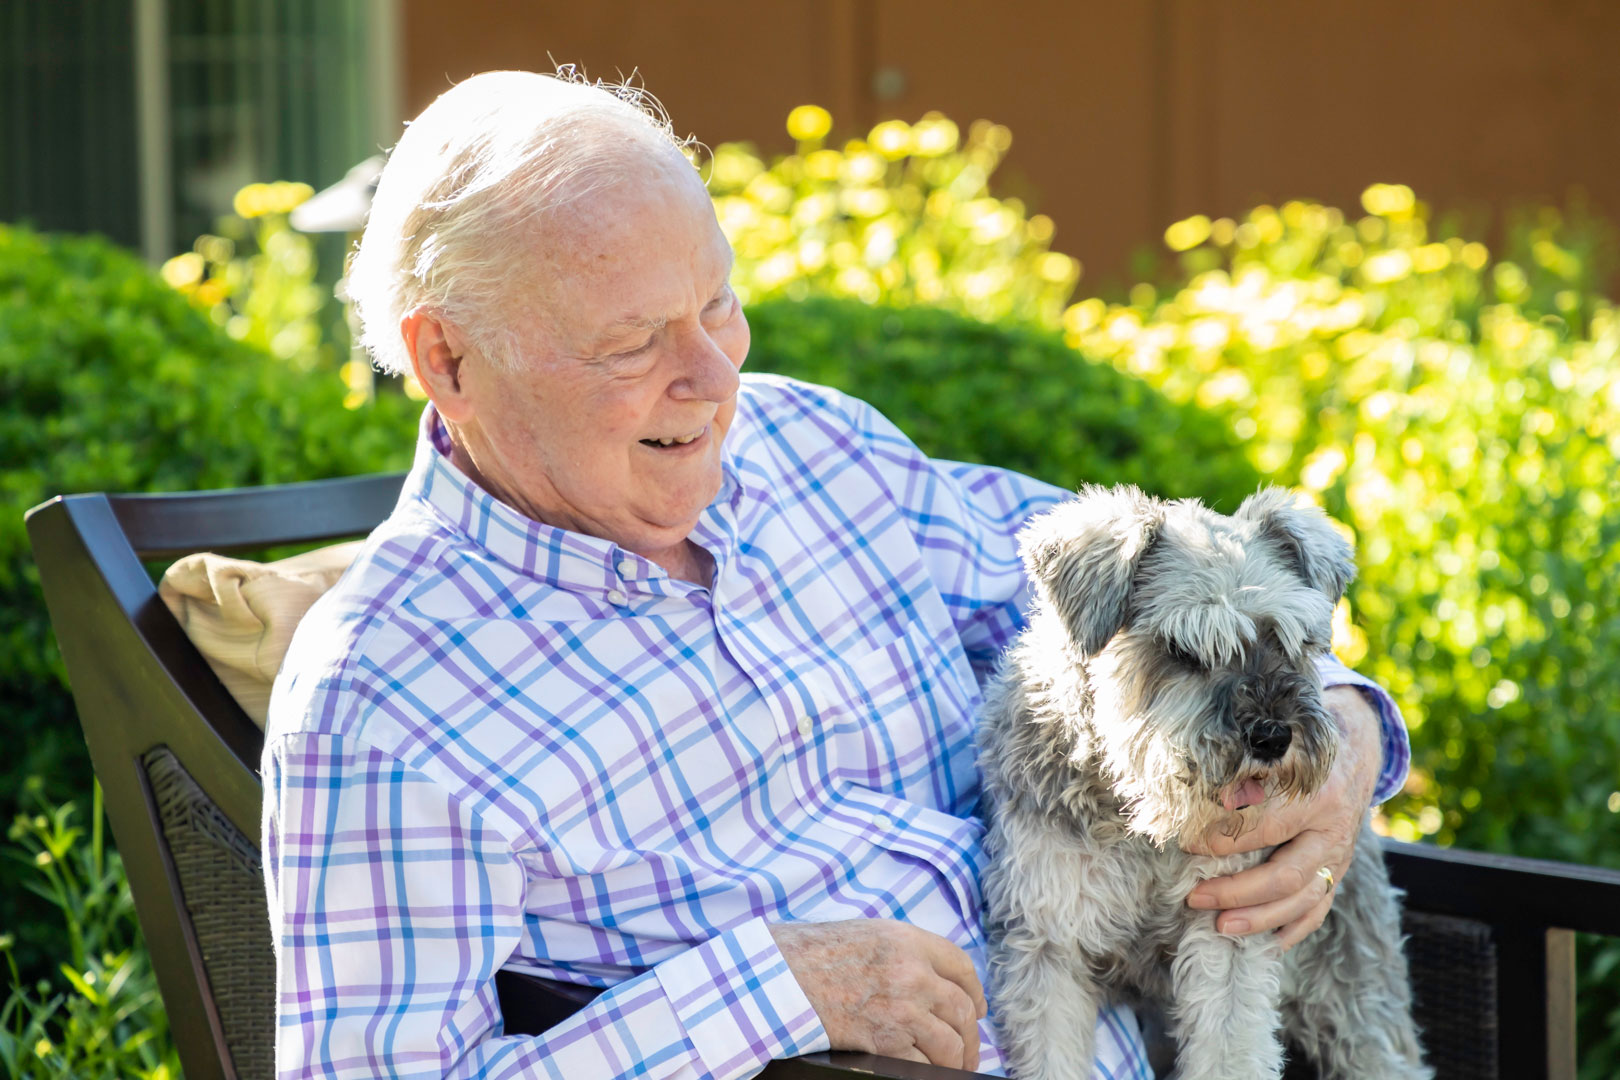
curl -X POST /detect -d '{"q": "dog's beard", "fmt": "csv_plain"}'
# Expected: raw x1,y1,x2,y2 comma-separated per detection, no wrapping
1089,657,1340,848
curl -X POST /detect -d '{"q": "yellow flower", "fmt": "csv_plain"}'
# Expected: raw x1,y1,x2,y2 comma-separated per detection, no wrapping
1164,215,1212,252
910,113,959,157
233,182,270,219
1459,242,1489,270
1361,250,1412,285
1361,183,1415,218
804,149,843,181
868,119,912,160
1411,243,1451,273
161,251,206,288
786,105,833,142
1036,251,1076,284
267,181,314,214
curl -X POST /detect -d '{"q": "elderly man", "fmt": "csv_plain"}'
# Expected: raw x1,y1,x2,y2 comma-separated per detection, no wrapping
263,71,1409,1080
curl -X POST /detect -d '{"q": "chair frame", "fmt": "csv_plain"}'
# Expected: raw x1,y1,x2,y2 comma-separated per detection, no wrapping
25,474,1620,1080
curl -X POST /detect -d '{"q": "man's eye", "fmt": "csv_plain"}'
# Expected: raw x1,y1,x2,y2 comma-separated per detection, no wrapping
610,337,655,360
702,286,736,322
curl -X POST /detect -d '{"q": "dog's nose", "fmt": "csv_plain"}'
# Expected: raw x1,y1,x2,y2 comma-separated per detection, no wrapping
1246,721,1292,762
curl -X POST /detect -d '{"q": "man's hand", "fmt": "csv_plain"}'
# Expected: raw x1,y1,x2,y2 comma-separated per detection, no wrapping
768,918,986,1070
1183,686,1382,950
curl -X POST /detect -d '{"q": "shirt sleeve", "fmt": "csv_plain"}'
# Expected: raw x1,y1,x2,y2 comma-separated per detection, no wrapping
822,387,1071,682
1314,655,1412,804
263,732,828,1080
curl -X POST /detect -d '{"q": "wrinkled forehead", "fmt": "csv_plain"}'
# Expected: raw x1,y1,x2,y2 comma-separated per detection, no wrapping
510,155,728,346
1132,512,1335,656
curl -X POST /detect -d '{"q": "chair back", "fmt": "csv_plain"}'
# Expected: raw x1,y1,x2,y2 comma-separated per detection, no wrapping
26,475,405,1080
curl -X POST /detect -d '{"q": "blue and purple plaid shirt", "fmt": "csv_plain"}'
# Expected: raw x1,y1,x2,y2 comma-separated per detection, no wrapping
263,375,1408,1080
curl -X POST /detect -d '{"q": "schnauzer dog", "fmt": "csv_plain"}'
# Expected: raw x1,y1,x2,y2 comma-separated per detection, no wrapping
978,485,1430,1080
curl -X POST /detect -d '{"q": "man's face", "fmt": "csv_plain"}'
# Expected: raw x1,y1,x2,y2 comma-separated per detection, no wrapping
450,159,748,561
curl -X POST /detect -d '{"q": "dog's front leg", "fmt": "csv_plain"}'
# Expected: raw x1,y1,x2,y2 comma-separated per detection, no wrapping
990,923,1102,1080
1167,916,1286,1080
984,807,1144,1080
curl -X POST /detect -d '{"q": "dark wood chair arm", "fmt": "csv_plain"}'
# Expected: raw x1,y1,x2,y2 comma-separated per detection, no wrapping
495,969,980,1078
1382,837,1620,937
763,1052,984,1078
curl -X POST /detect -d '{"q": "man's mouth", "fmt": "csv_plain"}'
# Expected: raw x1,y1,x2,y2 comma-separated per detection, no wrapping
640,426,706,448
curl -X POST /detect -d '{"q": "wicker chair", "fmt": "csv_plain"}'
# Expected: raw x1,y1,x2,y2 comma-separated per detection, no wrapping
25,475,1620,1080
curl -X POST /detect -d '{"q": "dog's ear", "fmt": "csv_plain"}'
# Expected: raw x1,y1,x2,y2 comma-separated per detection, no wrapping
1236,487,1356,602
1019,484,1164,656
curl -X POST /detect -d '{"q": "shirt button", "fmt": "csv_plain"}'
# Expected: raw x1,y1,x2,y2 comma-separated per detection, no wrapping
616,559,635,578
606,589,628,606
873,814,894,831
796,714,813,738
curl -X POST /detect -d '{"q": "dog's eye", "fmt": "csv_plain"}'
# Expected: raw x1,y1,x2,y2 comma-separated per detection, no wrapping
1164,641,1204,669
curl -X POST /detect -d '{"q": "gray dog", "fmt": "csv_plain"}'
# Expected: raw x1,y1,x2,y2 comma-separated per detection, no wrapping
978,485,1430,1080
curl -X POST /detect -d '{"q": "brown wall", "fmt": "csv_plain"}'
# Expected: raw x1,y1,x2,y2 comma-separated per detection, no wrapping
402,0,1620,290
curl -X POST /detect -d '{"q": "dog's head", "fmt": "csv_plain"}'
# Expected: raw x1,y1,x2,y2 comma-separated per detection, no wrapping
1019,484,1354,845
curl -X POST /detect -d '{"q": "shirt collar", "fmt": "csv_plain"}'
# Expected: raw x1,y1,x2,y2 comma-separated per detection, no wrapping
399,403,740,597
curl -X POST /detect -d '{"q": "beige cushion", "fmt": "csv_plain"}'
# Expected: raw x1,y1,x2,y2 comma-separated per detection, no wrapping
159,541,363,727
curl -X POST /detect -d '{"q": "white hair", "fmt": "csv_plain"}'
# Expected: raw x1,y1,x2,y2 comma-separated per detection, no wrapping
348,68,695,377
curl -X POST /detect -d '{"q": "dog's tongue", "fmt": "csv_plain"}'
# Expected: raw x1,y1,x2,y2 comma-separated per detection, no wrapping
1221,778,1268,812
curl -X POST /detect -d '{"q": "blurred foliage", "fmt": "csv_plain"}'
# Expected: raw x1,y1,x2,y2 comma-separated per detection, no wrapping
1066,183,1620,1074
746,296,1259,509
0,222,419,982
163,180,424,411
160,181,329,372
712,106,1080,327
1,783,178,1079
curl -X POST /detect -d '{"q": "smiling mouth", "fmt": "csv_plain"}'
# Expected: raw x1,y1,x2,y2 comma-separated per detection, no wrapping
639,426,706,448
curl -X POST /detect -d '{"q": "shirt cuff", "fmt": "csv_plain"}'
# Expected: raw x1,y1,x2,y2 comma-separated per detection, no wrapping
1315,655,1411,804
654,915,829,1079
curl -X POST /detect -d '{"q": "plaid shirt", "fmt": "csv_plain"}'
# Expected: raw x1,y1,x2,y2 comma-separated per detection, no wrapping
263,375,1408,1080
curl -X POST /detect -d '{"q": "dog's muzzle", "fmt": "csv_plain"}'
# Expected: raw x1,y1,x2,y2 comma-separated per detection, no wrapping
1245,720,1292,763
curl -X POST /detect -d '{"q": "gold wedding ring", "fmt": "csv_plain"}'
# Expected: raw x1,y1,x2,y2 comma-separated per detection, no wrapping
1317,865,1335,891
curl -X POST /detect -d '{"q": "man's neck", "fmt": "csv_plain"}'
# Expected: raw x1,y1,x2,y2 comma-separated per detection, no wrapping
443,427,715,589
655,539,715,589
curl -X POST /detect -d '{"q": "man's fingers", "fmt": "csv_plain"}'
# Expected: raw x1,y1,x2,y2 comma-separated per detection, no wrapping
1277,889,1336,951
1188,821,1340,911
1200,849,1339,937
911,1015,968,1069
1210,870,1326,936
881,1043,932,1065
1187,856,1313,912
920,933,988,1018
932,985,981,1071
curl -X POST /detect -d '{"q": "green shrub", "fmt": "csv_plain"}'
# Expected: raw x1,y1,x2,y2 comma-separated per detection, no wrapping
0,223,419,979
1064,186,1620,1074
744,296,1260,508
2,783,177,1080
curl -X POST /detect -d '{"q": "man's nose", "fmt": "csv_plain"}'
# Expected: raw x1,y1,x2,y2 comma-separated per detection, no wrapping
669,325,741,402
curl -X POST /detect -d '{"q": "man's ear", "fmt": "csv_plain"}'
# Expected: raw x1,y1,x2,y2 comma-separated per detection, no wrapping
401,308,474,422
1019,484,1163,656
1236,486,1356,602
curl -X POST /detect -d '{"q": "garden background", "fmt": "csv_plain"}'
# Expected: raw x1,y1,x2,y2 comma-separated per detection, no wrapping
4,3,1620,1077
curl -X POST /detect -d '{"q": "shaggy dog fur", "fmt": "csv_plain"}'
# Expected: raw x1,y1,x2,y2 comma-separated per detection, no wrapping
978,485,1430,1080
